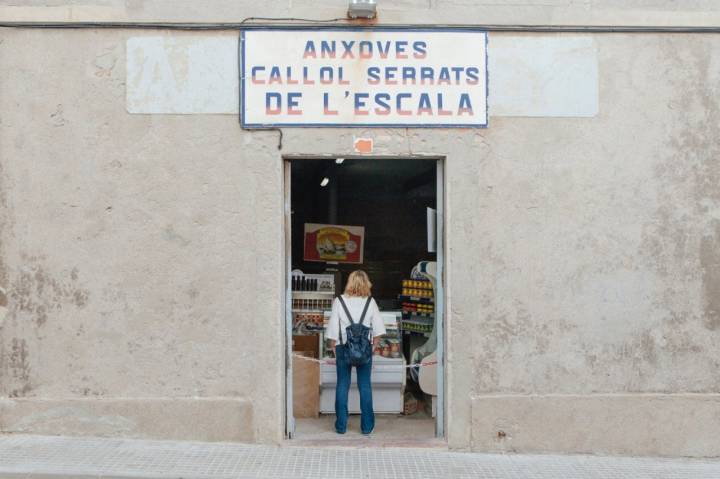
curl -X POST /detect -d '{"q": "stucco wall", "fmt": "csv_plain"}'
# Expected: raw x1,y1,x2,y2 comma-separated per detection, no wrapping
1,2,720,457
456,33,720,455
0,29,285,443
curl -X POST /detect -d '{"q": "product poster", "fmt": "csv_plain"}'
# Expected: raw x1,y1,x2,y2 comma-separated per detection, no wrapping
304,223,365,263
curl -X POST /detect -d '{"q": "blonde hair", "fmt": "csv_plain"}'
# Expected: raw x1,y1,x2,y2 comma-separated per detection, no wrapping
344,270,372,297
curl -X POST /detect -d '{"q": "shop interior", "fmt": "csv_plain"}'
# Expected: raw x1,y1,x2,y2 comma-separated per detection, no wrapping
289,158,440,443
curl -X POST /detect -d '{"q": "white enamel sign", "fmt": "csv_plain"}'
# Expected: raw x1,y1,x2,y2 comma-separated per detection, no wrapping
240,28,488,128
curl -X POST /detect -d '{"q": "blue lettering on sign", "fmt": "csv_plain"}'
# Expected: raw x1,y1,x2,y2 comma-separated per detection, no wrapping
354,93,369,115
320,41,336,58
374,93,391,115
242,29,488,127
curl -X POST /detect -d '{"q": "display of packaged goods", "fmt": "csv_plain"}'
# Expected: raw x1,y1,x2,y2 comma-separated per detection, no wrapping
401,279,433,290
400,279,433,299
293,312,326,335
321,311,402,359
402,302,433,313
398,295,434,304
402,313,434,321
292,272,335,292
399,276,435,335
292,297,333,311
400,319,434,333
291,272,336,314
373,337,402,358
401,288,433,298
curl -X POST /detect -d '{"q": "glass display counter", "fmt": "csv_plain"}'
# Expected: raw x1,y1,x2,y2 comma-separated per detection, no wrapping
318,311,406,414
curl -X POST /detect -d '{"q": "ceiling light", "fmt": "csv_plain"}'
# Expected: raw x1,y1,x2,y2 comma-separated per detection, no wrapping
348,0,377,19
320,177,330,187
335,158,345,164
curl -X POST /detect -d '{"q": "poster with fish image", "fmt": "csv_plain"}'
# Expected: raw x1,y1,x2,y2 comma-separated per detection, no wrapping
303,223,364,264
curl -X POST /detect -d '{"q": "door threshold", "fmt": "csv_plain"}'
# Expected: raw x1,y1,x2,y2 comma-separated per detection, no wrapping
285,437,447,449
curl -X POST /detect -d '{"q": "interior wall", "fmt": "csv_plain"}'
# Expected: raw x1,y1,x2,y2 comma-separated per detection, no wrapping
291,159,436,302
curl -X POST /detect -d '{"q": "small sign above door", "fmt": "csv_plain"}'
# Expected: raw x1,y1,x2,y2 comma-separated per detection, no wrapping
240,28,488,128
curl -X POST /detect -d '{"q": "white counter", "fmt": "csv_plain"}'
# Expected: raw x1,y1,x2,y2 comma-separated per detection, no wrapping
319,356,406,414
319,310,405,414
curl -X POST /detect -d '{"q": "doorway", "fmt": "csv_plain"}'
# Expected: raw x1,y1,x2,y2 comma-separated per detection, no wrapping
284,157,445,445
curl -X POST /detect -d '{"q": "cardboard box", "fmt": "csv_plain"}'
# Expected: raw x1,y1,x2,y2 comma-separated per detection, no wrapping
293,351,320,418
292,334,319,358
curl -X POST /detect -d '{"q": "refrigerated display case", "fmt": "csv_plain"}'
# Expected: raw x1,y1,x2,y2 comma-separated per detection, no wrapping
319,311,406,414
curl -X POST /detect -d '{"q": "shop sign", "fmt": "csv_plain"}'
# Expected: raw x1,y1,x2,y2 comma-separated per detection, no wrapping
304,223,365,264
240,28,488,128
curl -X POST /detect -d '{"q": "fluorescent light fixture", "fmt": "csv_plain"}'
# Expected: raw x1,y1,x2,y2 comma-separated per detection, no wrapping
320,177,330,187
348,0,377,19
335,158,345,164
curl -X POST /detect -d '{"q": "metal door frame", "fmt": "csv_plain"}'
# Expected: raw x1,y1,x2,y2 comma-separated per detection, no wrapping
284,161,295,438
435,159,445,438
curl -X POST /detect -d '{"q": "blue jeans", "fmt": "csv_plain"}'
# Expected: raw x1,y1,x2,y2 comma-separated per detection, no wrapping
334,345,374,434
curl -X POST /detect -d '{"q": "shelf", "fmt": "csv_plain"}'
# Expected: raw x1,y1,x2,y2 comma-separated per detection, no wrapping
402,311,434,318
400,321,434,333
398,295,434,304
292,291,335,296
295,327,325,333
401,316,434,325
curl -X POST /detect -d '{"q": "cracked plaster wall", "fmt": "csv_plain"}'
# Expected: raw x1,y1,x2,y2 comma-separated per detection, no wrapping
0,11,719,455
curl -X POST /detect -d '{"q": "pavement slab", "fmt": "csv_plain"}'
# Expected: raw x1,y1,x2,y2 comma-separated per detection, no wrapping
1,434,720,479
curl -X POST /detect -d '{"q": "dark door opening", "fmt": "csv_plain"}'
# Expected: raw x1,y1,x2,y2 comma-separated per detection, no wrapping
285,157,444,444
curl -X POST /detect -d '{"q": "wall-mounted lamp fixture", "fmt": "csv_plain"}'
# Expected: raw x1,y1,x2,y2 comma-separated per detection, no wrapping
348,0,377,19
320,177,330,187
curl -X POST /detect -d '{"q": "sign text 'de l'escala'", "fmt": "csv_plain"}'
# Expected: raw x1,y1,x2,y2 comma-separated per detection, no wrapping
240,28,488,128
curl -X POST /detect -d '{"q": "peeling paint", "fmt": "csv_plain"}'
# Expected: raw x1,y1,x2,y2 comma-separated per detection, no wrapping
0,287,7,326
49,104,68,127
163,224,191,246
7,257,90,327
7,338,32,397
700,221,720,330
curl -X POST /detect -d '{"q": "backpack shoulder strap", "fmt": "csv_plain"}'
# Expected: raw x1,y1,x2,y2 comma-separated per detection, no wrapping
358,297,372,325
337,295,355,324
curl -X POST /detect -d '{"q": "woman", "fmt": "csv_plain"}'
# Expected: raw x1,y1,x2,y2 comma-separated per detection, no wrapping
326,270,386,435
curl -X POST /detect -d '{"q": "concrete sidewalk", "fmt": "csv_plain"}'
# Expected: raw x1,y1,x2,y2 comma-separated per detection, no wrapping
1,434,720,479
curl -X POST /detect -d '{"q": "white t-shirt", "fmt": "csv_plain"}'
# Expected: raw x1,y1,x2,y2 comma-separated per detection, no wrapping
326,295,386,344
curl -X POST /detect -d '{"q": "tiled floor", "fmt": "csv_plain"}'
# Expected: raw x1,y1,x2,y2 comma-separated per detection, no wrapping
1,434,720,479
292,414,439,448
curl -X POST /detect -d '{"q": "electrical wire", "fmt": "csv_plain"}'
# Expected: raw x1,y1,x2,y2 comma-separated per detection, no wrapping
0,21,719,33
0,18,351,30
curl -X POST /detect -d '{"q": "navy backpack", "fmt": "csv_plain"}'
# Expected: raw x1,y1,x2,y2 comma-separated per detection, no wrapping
337,296,373,367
